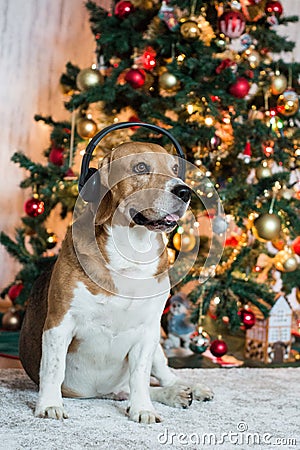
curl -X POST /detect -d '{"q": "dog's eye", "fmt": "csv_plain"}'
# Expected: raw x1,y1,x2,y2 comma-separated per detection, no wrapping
133,162,150,174
172,164,179,175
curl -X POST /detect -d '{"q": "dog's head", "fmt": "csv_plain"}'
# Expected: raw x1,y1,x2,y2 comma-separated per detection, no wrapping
96,142,191,232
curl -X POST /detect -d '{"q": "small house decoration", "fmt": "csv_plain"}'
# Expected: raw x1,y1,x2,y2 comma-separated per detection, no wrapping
245,295,292,363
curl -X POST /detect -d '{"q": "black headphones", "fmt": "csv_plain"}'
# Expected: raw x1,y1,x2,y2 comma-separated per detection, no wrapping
78,121,186,203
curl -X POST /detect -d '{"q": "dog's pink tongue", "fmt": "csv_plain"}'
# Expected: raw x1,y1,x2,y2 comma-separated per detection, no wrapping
165,214,180,222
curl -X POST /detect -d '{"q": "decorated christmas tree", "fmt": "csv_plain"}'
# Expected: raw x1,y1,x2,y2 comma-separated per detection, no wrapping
1,0,299,361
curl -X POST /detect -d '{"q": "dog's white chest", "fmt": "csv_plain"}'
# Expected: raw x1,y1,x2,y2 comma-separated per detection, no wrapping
64,274,168,396
105,224,168,297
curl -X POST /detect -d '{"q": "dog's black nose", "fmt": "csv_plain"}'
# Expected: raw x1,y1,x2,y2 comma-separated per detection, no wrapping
171,184,192,203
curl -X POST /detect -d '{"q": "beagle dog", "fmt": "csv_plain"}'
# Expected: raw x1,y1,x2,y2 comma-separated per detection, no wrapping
19,142,213,424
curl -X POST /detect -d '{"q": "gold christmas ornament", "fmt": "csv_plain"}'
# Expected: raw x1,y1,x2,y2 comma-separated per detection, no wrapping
76,68,103,91
173,232,196,252
255,161,272,180
283,255,299,272
2,308,22,331
180,19,201,41
245,48,261,69
253,213,281,241
76,117,98,139
158,71,179,92
270,74,287,96
180,15,215,45
70,183,79,196
274,248,298,272
277,90,299,117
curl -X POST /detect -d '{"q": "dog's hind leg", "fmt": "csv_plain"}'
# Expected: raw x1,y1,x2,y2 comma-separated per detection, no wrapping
151,344,214,405
150,343,192,408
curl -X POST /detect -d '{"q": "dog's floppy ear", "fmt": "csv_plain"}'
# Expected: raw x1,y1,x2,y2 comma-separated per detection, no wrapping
94,190,113,225
94,152,114,225
98,150,115,189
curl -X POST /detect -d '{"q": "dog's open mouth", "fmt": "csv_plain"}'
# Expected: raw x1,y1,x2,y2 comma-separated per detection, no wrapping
130,208,180,231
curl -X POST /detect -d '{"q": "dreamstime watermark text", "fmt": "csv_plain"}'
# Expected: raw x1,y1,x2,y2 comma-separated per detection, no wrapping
157,422,297,447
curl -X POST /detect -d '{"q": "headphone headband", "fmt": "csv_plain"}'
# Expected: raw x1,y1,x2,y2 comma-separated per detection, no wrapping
78,121,186,195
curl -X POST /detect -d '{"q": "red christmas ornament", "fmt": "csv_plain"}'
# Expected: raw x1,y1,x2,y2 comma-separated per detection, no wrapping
240,308,256,329
292,236,300,256
49,147,64,166
219,10,246,38
229,77,250,98
142,47,156,70
210,338,228,357
125,68,146,89
24,198,45,217
265,1,283,17
8,283,24,301
115,1,135,19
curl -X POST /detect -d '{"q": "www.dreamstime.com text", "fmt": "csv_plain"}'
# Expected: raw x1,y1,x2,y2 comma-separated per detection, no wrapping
157,422,297,447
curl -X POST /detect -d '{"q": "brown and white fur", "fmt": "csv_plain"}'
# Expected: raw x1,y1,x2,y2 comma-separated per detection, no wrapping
19,142,213,424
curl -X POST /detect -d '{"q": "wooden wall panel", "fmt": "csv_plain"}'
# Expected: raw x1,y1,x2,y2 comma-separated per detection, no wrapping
277,1,300,61
0,0,110,289
0,0,299,290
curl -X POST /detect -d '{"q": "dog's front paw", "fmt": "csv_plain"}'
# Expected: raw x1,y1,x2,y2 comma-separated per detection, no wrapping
192,383,214,402
127,407,162,424
35,404,68,420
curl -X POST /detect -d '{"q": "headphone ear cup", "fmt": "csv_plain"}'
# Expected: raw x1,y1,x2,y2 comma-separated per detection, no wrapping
80,168,101,203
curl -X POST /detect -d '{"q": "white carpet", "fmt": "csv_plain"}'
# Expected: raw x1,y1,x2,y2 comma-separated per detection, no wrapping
0,368,299,450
